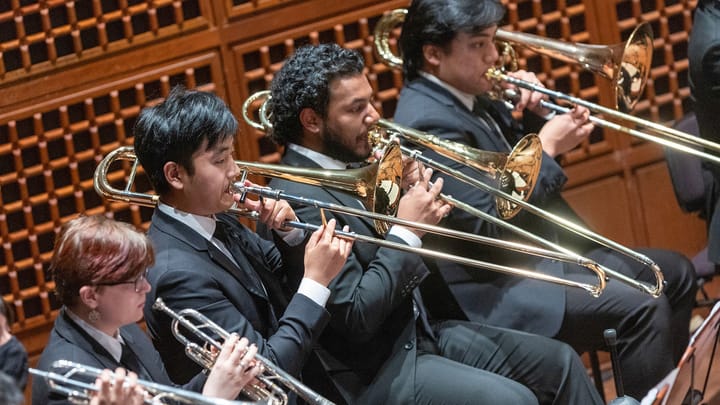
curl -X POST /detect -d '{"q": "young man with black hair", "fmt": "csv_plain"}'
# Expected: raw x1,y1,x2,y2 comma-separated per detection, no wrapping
134,86,352,387
393,0,698,398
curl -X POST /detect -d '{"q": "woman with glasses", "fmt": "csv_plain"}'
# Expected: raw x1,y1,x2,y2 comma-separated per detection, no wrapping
32,215,263,404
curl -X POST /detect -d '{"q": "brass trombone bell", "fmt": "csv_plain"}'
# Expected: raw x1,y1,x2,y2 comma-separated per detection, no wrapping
372,8,653,112
242,90,542,219
236,141,404,234
372,118,542,219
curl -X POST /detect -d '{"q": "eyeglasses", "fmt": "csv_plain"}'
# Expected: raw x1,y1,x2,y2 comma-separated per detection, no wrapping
96,268,150,293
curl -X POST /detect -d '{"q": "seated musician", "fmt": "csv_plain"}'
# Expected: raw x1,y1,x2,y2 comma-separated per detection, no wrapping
32,215,262,404
133,86,352,393
259,42,604,404
392,0,698,399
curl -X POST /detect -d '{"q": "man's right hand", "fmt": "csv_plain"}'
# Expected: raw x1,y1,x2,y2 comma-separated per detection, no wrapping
304,219,353,286
538,105,594,157
395,167,452,238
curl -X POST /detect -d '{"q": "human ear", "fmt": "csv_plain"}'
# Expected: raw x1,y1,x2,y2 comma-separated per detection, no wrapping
163,161,184,191
299,108,322,134
78,285,99,308
422,44,442,67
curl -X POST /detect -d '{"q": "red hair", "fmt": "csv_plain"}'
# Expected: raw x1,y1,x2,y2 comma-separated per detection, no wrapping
50,215,154,306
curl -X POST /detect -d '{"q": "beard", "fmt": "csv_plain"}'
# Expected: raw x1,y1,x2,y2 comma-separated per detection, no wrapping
320,124,371,163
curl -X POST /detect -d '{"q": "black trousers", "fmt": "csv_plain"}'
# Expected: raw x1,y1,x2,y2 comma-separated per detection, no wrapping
555,247,697,399
414,320,604,405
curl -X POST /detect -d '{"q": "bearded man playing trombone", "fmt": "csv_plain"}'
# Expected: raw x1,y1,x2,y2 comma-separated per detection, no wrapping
392,0,698,399
259,42,604,405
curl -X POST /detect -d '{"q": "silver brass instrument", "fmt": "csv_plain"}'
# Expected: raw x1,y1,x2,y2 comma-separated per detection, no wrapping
242,90,661,297
152,298,334,405
30,360,263,405
485,68,720,164
94,146,606,295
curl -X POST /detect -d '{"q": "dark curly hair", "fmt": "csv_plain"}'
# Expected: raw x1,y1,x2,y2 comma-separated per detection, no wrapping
400,0,505,81
268,43,365,146
133,86,238,195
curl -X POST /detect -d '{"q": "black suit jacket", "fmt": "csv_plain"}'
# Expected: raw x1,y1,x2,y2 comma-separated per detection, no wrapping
142,208,330,384
689,0,720,263
32,307,205,405
394,77,595,336
260,149,446,404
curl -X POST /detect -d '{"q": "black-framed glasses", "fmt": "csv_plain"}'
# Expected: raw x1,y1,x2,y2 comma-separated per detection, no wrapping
96,268,149,293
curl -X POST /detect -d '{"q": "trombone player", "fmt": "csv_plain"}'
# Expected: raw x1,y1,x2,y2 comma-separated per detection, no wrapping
261,42,604,404
133,86,353,391
392,0,697,399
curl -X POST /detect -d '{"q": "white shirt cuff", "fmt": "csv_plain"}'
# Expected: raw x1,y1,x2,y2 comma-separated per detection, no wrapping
298,277,331,307
388,225,422,248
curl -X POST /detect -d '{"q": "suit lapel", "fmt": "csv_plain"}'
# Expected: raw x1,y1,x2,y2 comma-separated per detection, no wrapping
54,309,124,371
408,78,512,153
152,209,268,301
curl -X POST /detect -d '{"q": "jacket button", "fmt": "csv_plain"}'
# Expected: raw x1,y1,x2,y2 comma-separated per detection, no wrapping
404,342,414,350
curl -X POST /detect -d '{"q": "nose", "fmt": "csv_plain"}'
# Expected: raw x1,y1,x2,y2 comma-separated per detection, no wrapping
139,277,151,293
487,43,500,65
228,159,240,178
365,103,380,125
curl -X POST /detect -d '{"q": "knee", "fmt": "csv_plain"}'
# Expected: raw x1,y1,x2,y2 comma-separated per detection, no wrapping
626,296,673,333
491,383,538,405
654,250,698,296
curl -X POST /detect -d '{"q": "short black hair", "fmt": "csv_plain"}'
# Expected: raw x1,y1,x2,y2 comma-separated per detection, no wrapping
399,0,506,81
133,86,238,195
268,43,365,146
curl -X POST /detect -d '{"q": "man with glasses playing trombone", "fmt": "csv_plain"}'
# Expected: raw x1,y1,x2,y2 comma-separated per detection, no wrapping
392,0,698,399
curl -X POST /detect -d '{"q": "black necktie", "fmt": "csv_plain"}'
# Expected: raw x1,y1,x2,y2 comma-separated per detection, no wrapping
120,343,151,381
213,220,267,295
473,97,513,151
214,220,288,324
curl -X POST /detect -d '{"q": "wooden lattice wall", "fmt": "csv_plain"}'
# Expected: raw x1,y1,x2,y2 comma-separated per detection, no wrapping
0,1,707,397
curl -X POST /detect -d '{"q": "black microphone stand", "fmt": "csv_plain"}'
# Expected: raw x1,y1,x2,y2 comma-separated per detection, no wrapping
605,329,640,405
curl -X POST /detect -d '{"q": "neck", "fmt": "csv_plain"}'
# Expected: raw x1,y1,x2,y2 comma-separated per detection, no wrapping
0,328,10,345
69,305,119,338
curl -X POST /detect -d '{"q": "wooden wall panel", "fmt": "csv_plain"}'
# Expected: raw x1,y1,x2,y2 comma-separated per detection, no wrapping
0,2,709,402
635,161,706,256
562,175,637,247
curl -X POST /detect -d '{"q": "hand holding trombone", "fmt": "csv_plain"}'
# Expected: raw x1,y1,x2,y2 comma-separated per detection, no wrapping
242,90,663,297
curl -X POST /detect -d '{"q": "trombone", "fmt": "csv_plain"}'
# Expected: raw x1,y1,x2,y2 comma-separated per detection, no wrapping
93,145,606,295
374,8,720,165
152,298,333,405
242,90,543,220
373,8,653,112
243,90,662,297
30,360,264,405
